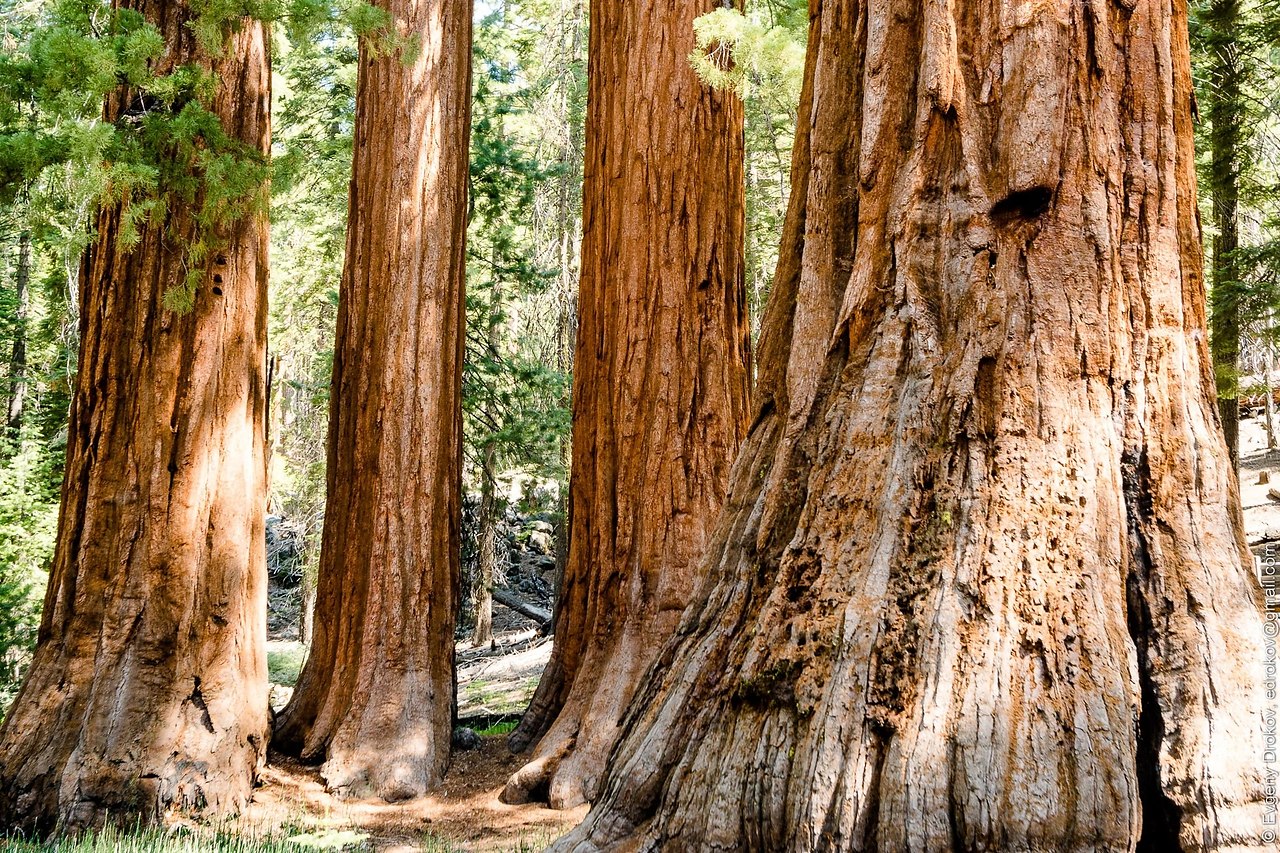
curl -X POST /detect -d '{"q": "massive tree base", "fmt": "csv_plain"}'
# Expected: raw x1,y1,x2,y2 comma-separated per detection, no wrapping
0,16,271,835
502,0,750,811
548,0,1271,847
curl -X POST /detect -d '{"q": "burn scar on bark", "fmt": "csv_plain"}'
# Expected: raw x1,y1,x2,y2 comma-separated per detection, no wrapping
989,187,1054,226
188,677,216,735
1120,447,1184,851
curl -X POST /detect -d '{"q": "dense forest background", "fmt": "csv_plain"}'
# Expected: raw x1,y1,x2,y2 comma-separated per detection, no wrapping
0,0,1279,725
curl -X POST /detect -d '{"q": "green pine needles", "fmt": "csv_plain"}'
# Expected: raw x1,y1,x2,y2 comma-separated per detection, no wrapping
0,0,408,313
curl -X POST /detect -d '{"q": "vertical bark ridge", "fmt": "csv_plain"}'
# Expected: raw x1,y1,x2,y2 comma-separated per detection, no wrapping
548,0,1271,847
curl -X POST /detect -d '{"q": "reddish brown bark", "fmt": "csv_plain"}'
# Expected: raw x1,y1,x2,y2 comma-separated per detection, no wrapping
272,0,471,800
550,0,1272,847
0,8,271,834
503,0,751,810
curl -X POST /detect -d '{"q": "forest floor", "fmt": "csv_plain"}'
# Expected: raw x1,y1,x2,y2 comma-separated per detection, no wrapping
243,607,570,851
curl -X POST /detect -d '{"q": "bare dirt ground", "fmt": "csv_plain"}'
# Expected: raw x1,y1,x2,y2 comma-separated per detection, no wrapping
235,740,584,852
244,605,571,851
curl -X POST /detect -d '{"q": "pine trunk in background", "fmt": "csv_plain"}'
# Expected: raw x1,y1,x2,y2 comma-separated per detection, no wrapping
551,0,1271,846
471,443,498,647
0,8,270,834
551,0,584,608
503,0,751,809
272,0,471,800
6,227,29,436
1207,0,1243,468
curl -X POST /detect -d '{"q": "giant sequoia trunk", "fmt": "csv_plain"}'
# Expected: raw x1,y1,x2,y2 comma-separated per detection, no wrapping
503,0,751,810
272,0,471,801
551,0,1272,848
0,8,270,834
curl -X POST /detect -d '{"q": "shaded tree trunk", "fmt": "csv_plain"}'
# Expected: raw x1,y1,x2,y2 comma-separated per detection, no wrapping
0,8,271,834
6,227,30,436
503,0,751,809
272,0,471,801
1206,0,1244,469
550,0,1271,848
471,443,498,648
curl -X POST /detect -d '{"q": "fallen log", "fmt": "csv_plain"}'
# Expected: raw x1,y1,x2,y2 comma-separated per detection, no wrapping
492,587,552,625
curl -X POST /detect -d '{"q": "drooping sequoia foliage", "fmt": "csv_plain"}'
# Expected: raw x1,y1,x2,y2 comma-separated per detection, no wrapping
0,0,271,833
550,0,1272,847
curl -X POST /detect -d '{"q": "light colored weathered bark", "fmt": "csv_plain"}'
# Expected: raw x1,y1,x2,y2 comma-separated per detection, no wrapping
272,0,471,801
0,7,270,834
503,0,751,810
550,0,1272,848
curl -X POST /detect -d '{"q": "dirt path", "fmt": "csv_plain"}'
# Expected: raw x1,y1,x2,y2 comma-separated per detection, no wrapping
244,605,570,851
234,739,584,852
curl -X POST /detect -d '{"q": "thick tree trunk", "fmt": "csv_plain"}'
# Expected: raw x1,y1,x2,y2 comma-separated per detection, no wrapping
1207,0,1243,469
272,0,471,801
6,227,30,436
550,0,1271,848
0,8,270,834
503,0,751,810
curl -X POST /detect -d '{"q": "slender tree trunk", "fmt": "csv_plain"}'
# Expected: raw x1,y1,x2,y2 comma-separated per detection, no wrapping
551,0,584,607
471,442,497,647
551,0,1271,847
0,9,270,834
503,0,751,809
1265,318,1276,449
1207,0,1243,469
6,228,30,437
273,0,471,801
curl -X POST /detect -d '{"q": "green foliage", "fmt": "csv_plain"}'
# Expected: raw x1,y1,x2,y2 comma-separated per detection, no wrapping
267,642,308,686
690,0,806,335
464,3,575,487
689,7,804,114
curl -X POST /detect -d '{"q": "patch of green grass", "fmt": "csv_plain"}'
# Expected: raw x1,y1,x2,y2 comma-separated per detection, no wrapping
4,823,368,852
267,642,308,687
477,720,517,737
462,678,499,707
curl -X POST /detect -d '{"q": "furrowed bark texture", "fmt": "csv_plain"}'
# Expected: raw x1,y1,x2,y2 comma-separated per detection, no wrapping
503,0,751,810
272,0,471,800
0,7,271,834
551,0,1272,848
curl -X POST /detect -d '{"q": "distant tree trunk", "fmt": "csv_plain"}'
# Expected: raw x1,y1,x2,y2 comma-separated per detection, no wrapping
1265,318,1276,449
6,228,29,436
503,0,751,809
471,442,497,647
272,0,471,801
550,0,584,607
0,9,270,834
551,0,1271,848
1207,0,1244,468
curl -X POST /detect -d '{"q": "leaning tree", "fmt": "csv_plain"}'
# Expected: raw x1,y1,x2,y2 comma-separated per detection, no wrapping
0,4,271,833
502,0,752,810
550,0,1271,847
272,0,471,800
